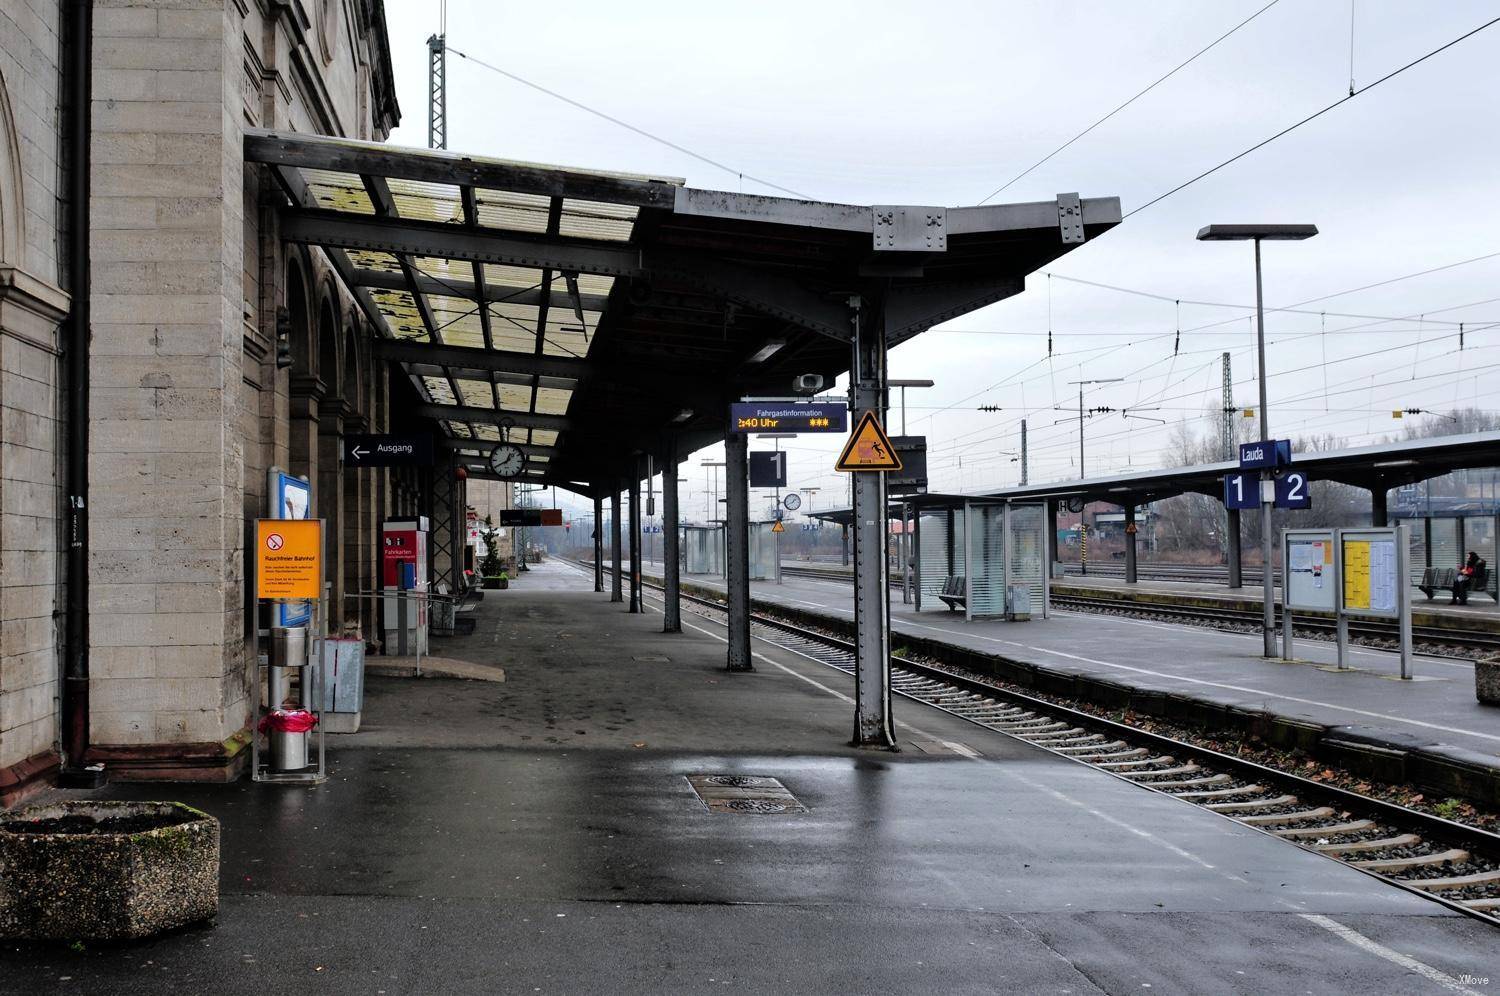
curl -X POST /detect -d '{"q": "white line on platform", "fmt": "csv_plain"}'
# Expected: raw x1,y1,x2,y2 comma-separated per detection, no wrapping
1299,914,1485,995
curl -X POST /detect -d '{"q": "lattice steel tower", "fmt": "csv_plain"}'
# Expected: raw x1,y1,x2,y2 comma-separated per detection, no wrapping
426,33,446,150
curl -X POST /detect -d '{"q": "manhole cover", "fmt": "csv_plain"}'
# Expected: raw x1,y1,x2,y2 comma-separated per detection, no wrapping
686,774,808,815
722,799,794,814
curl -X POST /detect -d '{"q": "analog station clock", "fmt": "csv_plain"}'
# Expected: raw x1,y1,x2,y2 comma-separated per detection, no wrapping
488,443,525,477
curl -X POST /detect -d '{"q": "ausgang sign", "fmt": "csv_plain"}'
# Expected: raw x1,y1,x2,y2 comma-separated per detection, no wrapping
343,434,435,468
255,519,322,600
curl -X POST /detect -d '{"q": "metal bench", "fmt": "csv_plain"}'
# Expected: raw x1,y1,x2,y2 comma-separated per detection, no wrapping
1418,568,1456,600
937,576,967,612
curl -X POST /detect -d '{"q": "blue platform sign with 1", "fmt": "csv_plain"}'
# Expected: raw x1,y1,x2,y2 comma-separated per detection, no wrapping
1223,472,1259,510
1274,470,1312,510
270,471,312,626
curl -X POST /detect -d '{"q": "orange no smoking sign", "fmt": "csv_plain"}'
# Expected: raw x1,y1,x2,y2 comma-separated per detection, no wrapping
255,519,322,600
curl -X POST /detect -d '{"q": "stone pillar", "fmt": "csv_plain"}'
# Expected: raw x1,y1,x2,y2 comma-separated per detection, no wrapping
1124,504,1137,584
342,414,368,635
724,432,752,671
662,439,681,633
85,1,254,777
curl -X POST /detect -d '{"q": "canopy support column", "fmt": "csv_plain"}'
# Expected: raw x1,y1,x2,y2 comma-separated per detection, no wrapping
1226,507,1243,589
850,297,895,749
841,524,849,566
662,439,681,633
1371,486,1389,527
610,490,623,603
592,495,604,592
628,469,642,613
725,431,753,671
1124,504,1138,584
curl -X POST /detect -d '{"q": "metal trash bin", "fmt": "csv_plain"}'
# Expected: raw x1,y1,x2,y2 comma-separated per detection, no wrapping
260,709,318,771
268,626,307,710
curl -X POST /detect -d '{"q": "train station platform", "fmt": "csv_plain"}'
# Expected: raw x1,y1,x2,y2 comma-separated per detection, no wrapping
4,559,1494,992
675,569,1500,806
1054,572,1500,631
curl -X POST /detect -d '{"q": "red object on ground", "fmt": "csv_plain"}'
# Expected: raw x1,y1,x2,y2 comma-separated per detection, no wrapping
258,709,318,734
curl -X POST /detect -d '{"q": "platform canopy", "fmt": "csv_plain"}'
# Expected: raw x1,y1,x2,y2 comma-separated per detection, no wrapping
248,129,1120,493
979,430,1500,508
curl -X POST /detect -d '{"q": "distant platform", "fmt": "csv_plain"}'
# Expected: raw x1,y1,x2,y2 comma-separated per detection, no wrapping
3,559,1493,992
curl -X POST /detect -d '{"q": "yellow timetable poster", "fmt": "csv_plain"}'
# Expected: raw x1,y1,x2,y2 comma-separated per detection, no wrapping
1343,540,1371,610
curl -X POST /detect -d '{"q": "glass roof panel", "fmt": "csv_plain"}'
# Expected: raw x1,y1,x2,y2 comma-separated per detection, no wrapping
347,249,402,273
496,383,530,411
533,387,572,415
574,273,616,298
456,378,495,408
444,421,473,439
370,289,427,341
422,375,457,405
541,321,590,358
473,425,500,442
414,256,474,287
474,188,551,233
387,177,464,224
530,429,559,447
303,169,373,214
427,294,485,347
558,199,638,242
483,264,547,292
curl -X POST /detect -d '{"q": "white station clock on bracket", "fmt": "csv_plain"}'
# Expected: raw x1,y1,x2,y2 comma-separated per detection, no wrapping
488,443,525,477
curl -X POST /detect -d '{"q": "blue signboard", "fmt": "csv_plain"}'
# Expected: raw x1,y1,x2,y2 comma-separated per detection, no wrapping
1223,472,1259,510
1275,470,1312,510
1239,439,1293,469
271,471,312,627
730,402,847,433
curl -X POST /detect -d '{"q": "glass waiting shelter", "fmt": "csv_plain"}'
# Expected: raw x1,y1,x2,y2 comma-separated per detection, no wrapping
1396,505,1499,602
909,495,1051,620
681,524,725,576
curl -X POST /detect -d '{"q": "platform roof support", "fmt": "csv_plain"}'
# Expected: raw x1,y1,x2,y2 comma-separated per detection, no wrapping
1371,486,1389,527
1124,504,1137,585
662,438,681,634
1226,508,1243,589
724,432,752,671
610,491,623,603
593,495,604,593
628,468,642,614
850,297,896,748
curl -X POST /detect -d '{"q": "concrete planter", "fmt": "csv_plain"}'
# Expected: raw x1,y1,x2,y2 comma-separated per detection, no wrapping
1478,658,1500,706
0,801,219,941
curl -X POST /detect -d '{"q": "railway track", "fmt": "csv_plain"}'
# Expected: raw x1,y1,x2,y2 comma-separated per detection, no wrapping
1052,591,1500,657
781,563,1500,656
574,560,1500,928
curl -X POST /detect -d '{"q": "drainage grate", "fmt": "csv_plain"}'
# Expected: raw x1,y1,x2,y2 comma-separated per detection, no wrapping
687,774,808,815
633,655,671,663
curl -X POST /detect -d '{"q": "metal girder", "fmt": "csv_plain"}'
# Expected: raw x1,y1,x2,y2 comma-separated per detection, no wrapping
280,212,852,340
414,403,570,431
945,195,1123,235
885,277,1025,345
348,268,611,312
446,439,554,459
673,186,869,232
281,210,647,278
246,128,679,209
375,338,589,379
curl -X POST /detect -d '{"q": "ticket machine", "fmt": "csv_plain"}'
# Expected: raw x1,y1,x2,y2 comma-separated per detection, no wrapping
381,517,429,654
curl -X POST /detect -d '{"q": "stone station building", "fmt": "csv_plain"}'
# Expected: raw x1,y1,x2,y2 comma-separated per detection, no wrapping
0,0,440,802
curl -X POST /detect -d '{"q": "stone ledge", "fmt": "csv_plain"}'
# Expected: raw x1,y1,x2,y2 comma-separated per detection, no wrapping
0,749,58,809
85,729,249,783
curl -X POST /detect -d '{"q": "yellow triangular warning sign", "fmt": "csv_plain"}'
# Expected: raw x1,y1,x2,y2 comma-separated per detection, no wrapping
836,411,903,472
771,519,785,533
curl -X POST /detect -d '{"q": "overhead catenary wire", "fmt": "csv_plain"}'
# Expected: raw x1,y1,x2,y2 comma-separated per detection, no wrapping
977,0,1281,203
1125,14,1500,218
445,46,813,199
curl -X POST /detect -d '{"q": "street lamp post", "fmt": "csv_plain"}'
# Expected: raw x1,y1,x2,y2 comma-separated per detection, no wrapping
1197,223,1318,657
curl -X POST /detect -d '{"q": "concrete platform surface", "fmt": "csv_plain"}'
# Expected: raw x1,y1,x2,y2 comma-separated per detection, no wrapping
2,560,1495,994
683,570,1500,771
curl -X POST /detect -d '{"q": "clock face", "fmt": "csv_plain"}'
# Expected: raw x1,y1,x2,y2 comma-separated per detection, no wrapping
782,492,802,511
489,444,525,477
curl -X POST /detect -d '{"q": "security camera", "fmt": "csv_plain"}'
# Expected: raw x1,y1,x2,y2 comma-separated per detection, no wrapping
793,373,824,394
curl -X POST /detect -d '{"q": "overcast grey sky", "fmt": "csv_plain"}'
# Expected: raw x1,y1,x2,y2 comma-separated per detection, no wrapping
383,1,1500,516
